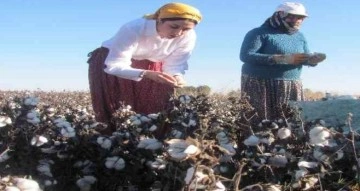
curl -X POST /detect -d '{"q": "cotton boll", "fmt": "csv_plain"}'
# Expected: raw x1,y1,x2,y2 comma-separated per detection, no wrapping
298,161,318,169
184,167,195,184
24,97,39,106
179,95,191,104
277,128,291,139
183,145,200,155
0,116,12,127
14,178,41,191
140,116,151,123
76,176,97,191
0,150,11,162
145,141,163,151
309,126,331,147
149,125,157,132
61,126,76,138
295,169,308,181
31,135,48,147
147,113,159,120
244,135,260,146
213,181,226,191
97,137,112,149
269,155,288,167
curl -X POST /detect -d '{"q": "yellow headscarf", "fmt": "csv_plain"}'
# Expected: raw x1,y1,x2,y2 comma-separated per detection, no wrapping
144,2,202,23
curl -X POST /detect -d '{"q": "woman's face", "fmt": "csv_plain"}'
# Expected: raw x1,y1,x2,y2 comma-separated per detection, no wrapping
156,19,196,39
285,14,306,29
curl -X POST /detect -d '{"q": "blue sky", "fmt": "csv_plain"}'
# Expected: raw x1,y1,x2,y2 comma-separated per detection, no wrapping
1,0,360,94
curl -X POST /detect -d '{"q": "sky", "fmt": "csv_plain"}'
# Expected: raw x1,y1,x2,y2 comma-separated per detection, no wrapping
1,0,360,95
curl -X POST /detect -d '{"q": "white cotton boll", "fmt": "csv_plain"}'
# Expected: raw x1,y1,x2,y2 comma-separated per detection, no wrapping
277,128,291,139
97,137,112,149
145,141,163,151
168,151,188,161
183,145,199,155
171,130,183,138
105,159,116,169
220,143,236,155
298,161,318,169
313,149,329,162
188,119,196,126
147,113,159,120
219,165,229,173
137,138,159,149
14,178,41,191
114,158,125,170
140,116,151,122
31,135,48,147
149,125,157,132
295,169,308,181
37,164,53,177
27,117,41,125
213,181,226,191
24,97,39,106
61,126,76,138
269,155,288,167
309,126,331,147
184,167,195,184
179,95,191,104
0,151,10,162
260,137,275,145
243,135,260,146
132,119,142,126
0,116,12,127
5,186,21,191
335,150,344,160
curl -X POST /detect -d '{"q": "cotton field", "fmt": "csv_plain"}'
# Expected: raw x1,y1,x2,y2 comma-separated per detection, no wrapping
0,90,360,191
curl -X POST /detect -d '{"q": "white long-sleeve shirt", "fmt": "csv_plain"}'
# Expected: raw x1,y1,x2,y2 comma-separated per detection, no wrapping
101,18,196,81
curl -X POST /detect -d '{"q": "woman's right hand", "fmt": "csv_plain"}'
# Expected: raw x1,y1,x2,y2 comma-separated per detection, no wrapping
142,71,179,87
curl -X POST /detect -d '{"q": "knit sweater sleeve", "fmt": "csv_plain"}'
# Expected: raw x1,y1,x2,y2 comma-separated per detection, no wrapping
239,28,273,65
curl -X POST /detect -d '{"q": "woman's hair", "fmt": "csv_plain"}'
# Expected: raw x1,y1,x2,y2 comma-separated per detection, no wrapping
159,17,198,25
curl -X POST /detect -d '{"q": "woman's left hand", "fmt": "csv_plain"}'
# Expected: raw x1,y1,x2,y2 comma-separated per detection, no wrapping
308,53,326,65
174,75,186,88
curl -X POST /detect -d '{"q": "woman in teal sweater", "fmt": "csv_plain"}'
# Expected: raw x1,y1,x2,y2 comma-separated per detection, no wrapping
240,2,326,123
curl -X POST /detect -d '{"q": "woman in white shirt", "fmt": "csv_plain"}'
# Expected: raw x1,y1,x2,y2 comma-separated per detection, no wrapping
87,2,202,130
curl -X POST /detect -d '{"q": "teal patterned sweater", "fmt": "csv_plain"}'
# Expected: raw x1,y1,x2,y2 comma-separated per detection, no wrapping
240,23,310,80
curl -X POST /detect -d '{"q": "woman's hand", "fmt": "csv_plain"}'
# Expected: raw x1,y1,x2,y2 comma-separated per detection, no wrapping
174,75,186,88
308,53,326,65
142,71,179,87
